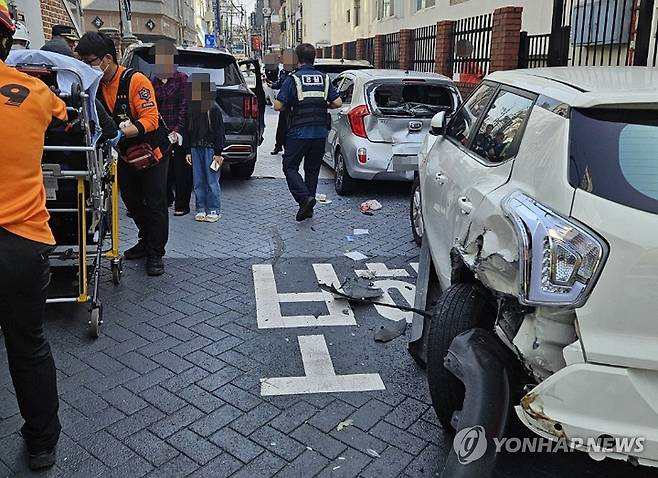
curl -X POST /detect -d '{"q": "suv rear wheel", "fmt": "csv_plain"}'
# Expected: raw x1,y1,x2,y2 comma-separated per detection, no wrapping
334,150,355,195
230,159,256,179
427,283,496,431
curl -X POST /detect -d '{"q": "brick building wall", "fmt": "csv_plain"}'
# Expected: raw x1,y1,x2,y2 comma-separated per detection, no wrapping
40,0,74,40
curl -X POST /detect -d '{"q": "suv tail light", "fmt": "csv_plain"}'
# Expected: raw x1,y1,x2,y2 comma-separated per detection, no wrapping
348,105,370,139
243,97,259,119
502,192,608,308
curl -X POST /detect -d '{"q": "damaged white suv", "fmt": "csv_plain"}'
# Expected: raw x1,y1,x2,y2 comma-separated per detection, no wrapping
417,67,658,473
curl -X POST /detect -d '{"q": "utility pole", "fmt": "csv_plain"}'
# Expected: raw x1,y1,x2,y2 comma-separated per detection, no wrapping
214,0,221,46
118,0,137,48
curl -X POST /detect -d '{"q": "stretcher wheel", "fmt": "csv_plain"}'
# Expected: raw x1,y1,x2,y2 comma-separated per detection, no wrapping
69,82,83,109
111,259,122,285
89,305,102,339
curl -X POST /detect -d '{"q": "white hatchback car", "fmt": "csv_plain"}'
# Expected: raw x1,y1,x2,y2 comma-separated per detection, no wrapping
418,67,658,471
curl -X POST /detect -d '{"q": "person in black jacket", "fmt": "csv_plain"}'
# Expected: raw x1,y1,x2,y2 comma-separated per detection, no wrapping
269,67,290,155
185,74,225,223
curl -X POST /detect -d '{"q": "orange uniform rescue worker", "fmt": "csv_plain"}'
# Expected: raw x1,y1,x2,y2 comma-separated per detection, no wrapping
76,32,170,276
0,1,67,470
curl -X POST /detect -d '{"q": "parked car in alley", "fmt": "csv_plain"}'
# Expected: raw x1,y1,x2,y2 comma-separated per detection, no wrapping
313,58,373,81
417,67,658,474
123,44,260,178
323,69,460,195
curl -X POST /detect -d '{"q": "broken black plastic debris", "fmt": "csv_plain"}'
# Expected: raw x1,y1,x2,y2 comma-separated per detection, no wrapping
374,320,407,342
340,277,383,299
318,279,432,318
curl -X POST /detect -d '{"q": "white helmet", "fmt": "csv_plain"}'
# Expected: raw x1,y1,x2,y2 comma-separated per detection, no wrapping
13,21,29,45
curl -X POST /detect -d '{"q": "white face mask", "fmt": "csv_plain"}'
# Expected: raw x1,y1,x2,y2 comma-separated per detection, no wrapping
92,60,109,75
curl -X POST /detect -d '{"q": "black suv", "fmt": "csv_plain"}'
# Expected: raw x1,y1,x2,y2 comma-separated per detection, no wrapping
122,45,260,178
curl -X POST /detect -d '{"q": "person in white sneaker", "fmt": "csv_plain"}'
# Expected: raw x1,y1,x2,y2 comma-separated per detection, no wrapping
185,73,225,223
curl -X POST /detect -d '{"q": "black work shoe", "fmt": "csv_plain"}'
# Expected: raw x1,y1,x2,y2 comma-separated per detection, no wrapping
146,256,165,276
28,449,56,470
296,197,316,222
124,241,147,260
270,146,282,155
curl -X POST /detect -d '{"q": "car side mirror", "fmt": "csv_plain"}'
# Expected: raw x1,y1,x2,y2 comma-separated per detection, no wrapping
430,111,446,136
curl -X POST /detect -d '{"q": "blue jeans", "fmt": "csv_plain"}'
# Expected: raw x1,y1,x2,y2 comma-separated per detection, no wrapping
191,147,221,213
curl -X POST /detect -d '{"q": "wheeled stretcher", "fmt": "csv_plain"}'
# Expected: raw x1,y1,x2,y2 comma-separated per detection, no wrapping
9,51,121,338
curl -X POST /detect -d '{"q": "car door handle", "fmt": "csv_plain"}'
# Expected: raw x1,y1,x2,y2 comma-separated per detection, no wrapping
459,196,473,215
434,172,446,184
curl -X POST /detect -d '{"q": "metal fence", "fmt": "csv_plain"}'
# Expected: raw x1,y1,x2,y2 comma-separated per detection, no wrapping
345,40,357,60
449,13,493,81
553,0,645,67
363,37,375,65
323,46,332,59
519,32,551,68
411,24,437,72
383,32,400,69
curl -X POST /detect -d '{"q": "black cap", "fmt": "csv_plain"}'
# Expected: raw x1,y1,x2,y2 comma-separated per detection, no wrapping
52,24,78,40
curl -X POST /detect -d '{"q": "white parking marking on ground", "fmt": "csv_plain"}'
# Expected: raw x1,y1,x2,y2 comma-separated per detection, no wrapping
253,264,356,329
260,335,386,396
356,263,410,278
410,262,419,273
370,279,416,324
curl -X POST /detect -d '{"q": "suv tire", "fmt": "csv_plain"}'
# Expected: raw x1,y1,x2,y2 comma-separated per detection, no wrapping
334,150,355,195
410,176,423,246
427,283,495,431
231,159,256,179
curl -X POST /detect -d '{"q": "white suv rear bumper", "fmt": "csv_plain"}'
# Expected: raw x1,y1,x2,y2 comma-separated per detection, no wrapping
516,362,658,468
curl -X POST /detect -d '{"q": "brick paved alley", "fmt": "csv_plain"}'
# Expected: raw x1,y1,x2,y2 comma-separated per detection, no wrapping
0,110,654,478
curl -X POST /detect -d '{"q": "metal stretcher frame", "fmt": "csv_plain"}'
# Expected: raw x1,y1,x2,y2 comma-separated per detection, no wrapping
17,64,122,338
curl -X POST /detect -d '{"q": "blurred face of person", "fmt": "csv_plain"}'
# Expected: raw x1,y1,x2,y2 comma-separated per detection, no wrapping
189,74,215,112
154,40,177,79
264,53,279,71
282,49,297,71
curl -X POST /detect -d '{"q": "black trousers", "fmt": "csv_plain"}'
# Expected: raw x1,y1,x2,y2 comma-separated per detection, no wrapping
166,145,193,212
282,138,325,204
275,111,288,149
118,155,169,257
0,228,60,453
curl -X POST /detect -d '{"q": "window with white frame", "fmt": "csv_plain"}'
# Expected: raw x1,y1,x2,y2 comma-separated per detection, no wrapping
354,0,361,26
376,0,395,20
415,0,435,11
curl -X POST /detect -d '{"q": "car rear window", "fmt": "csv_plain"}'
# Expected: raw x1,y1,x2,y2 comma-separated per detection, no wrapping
569,108,658,214
368,82,453,118
131,50,243,87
